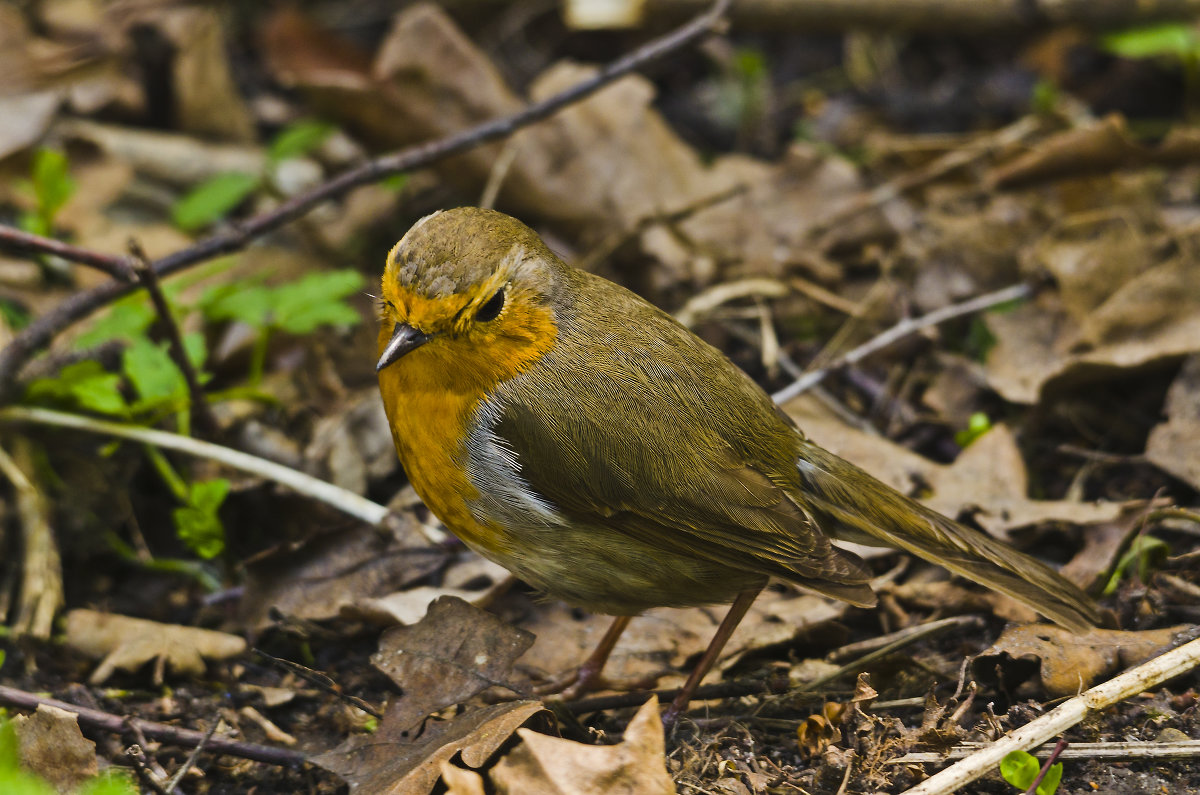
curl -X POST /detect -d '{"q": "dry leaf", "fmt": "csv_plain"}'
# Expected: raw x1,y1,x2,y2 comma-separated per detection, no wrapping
240,518,449,629
315,700,544,795
13,704,98,793
441,761,488,795
65,609,246,684
371,596,534,730
989,114,1200,188
491,695,676,795
350,556,511,626
1146,355,1200,491
984,257,1200,404
974,623,1200,697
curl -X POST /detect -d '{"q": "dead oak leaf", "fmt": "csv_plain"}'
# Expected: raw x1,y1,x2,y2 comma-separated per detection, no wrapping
491,696,676,795
64,609,245,684
313,700,544,795
371,596,534,731
974,623,1200,697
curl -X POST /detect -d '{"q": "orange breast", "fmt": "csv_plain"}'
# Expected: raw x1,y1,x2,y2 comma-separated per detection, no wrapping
376,309,556,558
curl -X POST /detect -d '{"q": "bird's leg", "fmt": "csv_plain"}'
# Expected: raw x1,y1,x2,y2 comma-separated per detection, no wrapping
662,587,761,726
536,614,632,698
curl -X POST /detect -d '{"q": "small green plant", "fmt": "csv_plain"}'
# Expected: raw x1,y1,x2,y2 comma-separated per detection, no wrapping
955,412,993,447
145,445,230,559
1102,23,1200,114
1103,533,1170,595
17,148,76,239
172,119,334,232
24,259,363,570
200,269,365,384
1000,750,1062,795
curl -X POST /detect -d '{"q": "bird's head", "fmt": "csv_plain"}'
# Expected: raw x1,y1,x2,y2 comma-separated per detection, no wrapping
376,208,562,385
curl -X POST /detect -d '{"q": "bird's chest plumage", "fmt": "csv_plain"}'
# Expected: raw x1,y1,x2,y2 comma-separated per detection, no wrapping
381,362,759,614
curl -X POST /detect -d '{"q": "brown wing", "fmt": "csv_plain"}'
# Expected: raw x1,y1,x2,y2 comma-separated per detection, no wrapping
493,273,876,606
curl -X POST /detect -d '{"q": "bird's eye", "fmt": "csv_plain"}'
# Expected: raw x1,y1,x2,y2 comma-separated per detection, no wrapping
475,288,505,322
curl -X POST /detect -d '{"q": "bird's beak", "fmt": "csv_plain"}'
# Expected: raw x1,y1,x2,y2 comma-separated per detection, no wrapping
376,323,430,372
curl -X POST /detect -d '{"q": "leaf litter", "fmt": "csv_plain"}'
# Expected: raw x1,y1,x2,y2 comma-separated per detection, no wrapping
0,2,1198,794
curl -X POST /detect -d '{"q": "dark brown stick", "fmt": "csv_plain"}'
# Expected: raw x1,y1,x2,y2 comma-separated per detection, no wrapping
0,685,306,767
0,0,732,394
1024,738,1069,795
0,226,136,282
128,241,219,436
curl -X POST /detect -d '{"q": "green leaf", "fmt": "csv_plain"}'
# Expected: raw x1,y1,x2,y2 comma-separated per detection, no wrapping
16,210,50,237
182,331,209,375
1104,534,1171,594
1037,761,1063,795
0,719,16,771
189,478,230,513
955,412,993,448
172,171,261,232
272,270,365,334
30,148,76,220
203,283,273,328
999,750,1039,790
74,295,157,350
174,478,230,560
123,338,186,405
24,361,128,416
1102,23,1200,59
268,119,334,163
77,770,138,795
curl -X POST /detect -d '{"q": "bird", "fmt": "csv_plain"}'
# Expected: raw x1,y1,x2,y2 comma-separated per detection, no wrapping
375,206,1099,724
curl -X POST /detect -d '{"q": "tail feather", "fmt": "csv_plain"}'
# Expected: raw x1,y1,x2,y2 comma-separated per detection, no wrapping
795,442,1100,633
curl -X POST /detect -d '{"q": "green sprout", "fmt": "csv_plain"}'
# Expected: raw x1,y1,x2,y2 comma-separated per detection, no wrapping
1000,750,1062,795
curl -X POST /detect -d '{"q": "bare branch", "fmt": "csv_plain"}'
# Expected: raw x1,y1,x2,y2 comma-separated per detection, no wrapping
0,0,732,393
0,685,304,767
0,225,136,281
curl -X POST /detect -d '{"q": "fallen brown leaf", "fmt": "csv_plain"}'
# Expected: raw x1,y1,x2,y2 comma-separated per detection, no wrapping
12,704,99,793
314,700,544,795
974,623,1200,697
371,596,534,729
240,518,449,630
491,695,676,795
65,609,246,684
1146,355,1200,491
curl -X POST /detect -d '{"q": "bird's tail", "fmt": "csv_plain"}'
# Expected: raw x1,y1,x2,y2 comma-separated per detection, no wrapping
795,441,1100,633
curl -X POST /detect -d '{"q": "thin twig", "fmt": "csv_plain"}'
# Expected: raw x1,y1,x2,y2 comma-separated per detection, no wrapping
0,225,136,281
165,714,222,793
898,636,1200,794
563,672,801,715
128,240,219,436
771,282,1032,405
0,438,64,638
253,648,383,719
1024,738,1068,795
0,0,732,391
127,745,171,795
0,405,389,526
887,739,1200,763
0,685,304,767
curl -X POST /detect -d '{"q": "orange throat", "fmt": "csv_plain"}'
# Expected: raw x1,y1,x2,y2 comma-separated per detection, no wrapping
376,310,556,555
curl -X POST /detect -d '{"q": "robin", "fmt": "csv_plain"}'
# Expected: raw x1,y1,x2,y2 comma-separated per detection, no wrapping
376,207,1098,724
